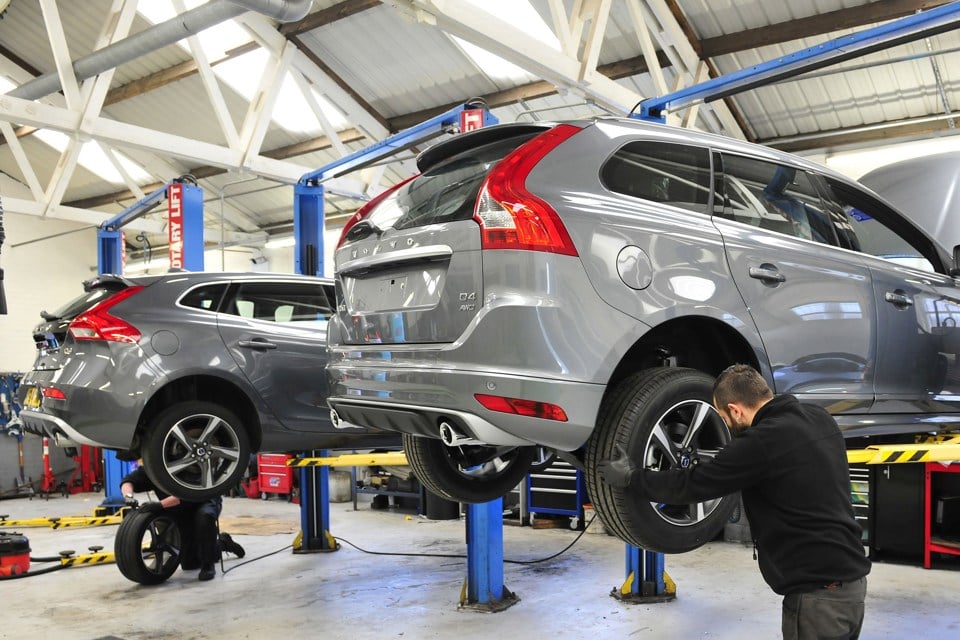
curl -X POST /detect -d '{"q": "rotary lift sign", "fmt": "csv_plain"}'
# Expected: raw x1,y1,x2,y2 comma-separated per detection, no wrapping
168,183,183,269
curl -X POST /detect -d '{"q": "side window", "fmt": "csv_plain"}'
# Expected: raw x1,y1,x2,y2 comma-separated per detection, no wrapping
179,283,227,312
222,282,334,325
720,155,838,246
600,141,712,214
817,179,937,273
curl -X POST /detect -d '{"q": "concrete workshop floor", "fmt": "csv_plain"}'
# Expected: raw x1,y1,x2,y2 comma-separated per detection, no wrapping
2,492,958,640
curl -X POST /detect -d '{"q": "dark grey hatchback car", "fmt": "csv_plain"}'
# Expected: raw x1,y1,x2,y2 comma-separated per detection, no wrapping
19,271,396,500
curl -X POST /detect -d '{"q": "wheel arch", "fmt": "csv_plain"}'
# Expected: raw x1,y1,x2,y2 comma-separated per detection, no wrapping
607,315,767,392
135,375,263,453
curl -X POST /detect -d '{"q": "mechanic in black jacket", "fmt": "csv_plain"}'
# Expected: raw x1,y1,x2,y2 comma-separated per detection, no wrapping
121,465,244,581
599,364,870,640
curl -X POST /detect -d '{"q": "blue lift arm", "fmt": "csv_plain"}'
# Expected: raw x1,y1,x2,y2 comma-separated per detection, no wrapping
292,101,498,277
636,1,960,122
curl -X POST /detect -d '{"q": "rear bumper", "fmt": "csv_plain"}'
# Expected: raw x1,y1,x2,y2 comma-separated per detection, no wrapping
18,408,105,448
326,359,604,451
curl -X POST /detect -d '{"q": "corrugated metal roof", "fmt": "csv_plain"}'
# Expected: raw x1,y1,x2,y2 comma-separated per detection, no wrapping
1,0,958,256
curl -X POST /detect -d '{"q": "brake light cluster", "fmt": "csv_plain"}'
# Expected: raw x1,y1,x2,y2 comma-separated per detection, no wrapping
68,286,145,343
474,124,582,256
336,174,419,249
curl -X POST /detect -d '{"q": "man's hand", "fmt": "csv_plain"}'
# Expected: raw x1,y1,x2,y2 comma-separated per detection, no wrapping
138,501,163,514
597,444,638,489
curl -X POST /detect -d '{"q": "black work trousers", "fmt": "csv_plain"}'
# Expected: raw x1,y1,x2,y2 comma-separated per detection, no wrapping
170,498,222,569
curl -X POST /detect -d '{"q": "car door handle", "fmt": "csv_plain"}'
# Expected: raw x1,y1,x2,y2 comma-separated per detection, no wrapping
748,265,786,284
237,339,278,350
884,290,914,308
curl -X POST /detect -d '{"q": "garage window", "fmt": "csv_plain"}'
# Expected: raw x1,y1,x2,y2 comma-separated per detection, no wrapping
601,141,712,214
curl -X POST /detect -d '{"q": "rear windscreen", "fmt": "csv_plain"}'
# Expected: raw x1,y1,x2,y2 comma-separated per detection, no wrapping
43,285,125,322
367,133,538,231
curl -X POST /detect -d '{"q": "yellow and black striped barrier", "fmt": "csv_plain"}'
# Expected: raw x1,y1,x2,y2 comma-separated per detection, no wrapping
0,512,125,529
60,551,115,568
286,451,409,468
847,435,960,465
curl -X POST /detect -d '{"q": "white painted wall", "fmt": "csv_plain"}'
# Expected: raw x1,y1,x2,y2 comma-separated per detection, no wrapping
0,216,344,372
0,211,98,371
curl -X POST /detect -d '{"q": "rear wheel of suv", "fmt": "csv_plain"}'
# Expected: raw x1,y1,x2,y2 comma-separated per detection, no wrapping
141,401,250,501
403,433,537,503
585,367,737,553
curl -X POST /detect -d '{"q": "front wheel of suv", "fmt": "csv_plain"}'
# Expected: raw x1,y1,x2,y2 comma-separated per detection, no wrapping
141,401,250,501
585,367,737,553
403,433,537,503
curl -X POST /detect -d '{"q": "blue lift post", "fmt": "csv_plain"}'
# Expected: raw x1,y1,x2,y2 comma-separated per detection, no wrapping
96,177,204,510
622,0,960,601
290,105,520,613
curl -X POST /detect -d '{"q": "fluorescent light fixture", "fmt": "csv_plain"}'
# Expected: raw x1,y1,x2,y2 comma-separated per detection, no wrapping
264,236,296,249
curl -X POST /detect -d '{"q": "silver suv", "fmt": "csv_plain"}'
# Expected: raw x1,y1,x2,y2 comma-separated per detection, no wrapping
326,118,960,552
19,272,397,500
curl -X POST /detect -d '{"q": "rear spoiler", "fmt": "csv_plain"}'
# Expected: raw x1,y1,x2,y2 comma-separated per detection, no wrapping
416,123,553,173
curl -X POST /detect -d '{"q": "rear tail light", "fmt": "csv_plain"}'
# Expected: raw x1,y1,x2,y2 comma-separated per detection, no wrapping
474,393,569,422
40,387,67,401
336,174,419,249
474,124,582,256
68,286,145,343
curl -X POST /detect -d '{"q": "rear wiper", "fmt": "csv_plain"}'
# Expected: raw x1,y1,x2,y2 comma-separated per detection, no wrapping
39,310,61,321
345,219,384,242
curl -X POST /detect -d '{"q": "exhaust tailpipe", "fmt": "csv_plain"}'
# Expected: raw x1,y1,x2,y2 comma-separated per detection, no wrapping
439,421,478,447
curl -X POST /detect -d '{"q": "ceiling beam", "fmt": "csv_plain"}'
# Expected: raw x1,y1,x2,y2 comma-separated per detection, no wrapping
700,0,954,58
279,0,382,36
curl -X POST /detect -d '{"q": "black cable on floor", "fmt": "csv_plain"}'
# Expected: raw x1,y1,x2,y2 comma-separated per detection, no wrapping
335,513,597,565
215,514,596,575
0,563,66,580
220,544,293,576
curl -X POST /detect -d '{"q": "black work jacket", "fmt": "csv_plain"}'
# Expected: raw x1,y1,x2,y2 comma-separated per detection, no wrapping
637,394,871,595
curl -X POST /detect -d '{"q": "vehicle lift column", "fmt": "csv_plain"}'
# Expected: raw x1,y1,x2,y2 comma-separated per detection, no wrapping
290,103,518,608
96,177,203,510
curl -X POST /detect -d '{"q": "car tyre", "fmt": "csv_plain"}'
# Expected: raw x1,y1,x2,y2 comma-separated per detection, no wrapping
141,401,250,501
115,510,181,585
403,433,537,503
585,367,737,553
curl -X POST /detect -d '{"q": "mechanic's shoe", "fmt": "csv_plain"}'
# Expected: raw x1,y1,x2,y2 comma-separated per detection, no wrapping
219,532,245,558
198,563,216,581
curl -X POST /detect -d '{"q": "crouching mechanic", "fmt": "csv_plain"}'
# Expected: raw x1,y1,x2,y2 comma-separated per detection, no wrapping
120,465,245,581
598,364,871,640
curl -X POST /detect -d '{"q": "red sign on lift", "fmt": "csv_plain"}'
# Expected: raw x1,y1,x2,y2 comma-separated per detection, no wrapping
460,108,486,132
168,183,183,269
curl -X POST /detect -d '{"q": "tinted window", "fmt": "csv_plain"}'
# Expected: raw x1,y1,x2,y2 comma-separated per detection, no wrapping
367,133,538,231
44,285,124,321
222,282,334,325
818,179,937,273
601,141,712,214
180,283,227,312
720,155,838,246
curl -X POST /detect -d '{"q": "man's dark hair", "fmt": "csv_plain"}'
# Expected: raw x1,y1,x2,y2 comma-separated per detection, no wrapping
712,364,773,409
